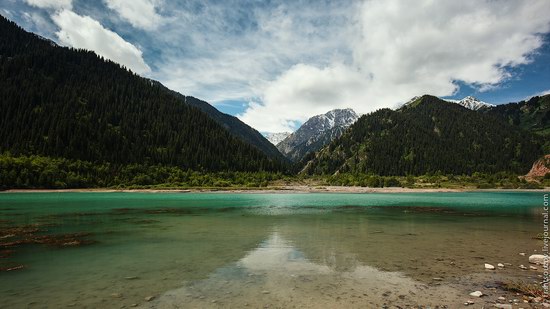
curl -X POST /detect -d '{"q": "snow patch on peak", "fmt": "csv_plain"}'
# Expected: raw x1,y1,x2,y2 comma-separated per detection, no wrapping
264,132,291,145
444,96,495,110
276,108,359,161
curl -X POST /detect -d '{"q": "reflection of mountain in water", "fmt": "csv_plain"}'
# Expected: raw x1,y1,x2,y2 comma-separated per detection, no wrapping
146,231,468,308
272,213,539,283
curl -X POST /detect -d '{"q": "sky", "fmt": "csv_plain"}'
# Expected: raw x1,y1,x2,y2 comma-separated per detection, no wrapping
2,0,550,133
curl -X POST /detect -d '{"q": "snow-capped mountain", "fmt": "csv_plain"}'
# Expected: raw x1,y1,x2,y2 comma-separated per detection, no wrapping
444,96,495,110
264,132,291,145
277,108,359,162
403,95,495,111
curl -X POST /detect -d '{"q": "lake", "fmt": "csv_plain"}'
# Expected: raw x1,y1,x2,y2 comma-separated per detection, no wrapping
0,192,546,308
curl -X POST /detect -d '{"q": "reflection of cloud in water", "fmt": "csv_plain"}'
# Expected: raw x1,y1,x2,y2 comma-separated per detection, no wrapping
144,232,465,308
238,231,331,274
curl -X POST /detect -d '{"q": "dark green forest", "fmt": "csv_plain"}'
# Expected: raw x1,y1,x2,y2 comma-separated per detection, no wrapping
486,95,550,135
0,15,287,182
485,95,550,153
303,95,544,176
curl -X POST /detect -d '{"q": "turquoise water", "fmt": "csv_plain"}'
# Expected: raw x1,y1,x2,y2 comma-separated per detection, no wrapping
0,192,546,308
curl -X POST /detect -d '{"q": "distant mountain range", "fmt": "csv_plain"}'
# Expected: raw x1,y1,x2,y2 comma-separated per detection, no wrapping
405,95,494,110
445,96,495,110
277,96,496,164
302,95,546,176
276,108,359,162
264,132,291,145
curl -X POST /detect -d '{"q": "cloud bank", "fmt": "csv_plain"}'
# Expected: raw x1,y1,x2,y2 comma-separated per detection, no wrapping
51,9,151,74
10,0,550,132
238,0,550,132
103,0,162,30
25,0,72,10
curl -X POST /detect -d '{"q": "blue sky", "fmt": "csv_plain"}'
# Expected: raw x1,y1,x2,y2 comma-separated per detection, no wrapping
444,36,550,104
2,0,550,132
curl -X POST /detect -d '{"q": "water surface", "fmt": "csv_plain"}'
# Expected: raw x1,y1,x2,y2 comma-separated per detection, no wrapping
0,192,545,308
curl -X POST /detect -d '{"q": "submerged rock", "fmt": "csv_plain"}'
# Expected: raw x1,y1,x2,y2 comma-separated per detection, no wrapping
529,254,545,265
469,291,483,297
497,263,504,268
144,296,155,301
494,304,512,309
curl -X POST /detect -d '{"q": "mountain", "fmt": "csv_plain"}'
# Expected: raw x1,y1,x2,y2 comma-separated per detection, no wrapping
161,86,285,160
277,109,359,162
264,132,291,145
0,15,286,172
302,95,543,176
444,96,495,110
405,95,495,110
484,94,550,137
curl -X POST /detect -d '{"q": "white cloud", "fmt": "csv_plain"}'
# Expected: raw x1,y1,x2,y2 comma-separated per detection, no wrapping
239,64,372,132
22,11,56,35
151,1,354,117
237,0,550,132
103,0,162,30
25,0,548,132
25,0,72,10
51,10,151,74
531,89,550,98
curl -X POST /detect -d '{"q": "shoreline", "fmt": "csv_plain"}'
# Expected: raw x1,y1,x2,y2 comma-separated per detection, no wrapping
2,186,549,194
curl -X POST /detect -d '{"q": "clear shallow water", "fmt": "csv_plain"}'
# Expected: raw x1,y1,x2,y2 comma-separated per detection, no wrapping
0,192,546,308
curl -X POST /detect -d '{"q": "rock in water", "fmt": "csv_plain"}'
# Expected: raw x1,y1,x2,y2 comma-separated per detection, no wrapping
497,263,504,268
529,254,546,265
484,263,495,270
469,291,483,297
494,304,512,309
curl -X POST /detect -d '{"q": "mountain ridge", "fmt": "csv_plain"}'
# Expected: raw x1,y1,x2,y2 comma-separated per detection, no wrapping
161,86,286,160
277,108,359,162
0,14,286,172
445,96,495,110
302,95,543,176
264,132,291,145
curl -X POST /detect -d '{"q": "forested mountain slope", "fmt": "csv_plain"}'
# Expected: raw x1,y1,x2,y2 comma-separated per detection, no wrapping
0,15,286,172
485,94,550,137
164,88,286,160
302,96,543,176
